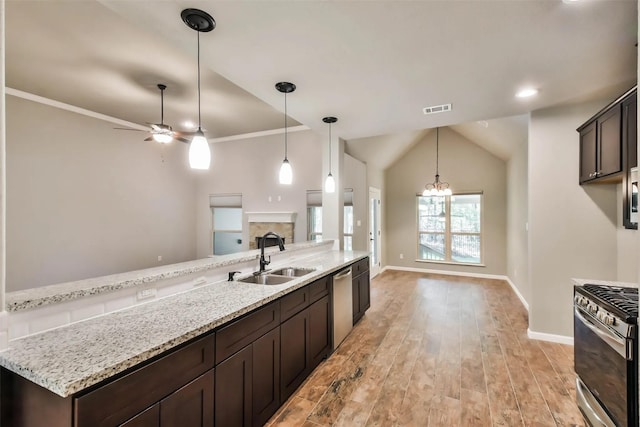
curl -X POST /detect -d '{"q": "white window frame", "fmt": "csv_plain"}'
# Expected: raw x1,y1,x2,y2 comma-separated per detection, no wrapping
416,192,484,265
306,190,354,249
210,194,243,255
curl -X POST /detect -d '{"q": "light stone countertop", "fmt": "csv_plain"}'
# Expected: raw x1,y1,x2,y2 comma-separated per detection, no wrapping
572,278,639,289
0,249,368,398
6,240,333,312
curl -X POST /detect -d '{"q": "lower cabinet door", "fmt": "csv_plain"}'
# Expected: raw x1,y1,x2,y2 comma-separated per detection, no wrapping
309,295,331,370
252,328,280,427
280,309,309,402
215,345,253,427
159,369,214,427
360,271,371,313
120,404,159,427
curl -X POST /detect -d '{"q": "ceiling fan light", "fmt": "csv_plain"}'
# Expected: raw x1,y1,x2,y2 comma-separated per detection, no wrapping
189,131,211,170
153,133,173,144
325,173,336,193
279,159,293,185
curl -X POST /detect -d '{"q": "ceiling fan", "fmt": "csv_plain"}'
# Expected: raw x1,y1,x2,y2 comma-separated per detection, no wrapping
115,84,190,144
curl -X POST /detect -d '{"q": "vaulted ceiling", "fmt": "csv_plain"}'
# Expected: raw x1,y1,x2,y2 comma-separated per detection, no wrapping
5,0,637,168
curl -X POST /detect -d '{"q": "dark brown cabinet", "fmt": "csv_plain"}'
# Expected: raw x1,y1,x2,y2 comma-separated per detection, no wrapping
352,258,371,325
280,309,310,402
0,272,337,427
578,87,636,184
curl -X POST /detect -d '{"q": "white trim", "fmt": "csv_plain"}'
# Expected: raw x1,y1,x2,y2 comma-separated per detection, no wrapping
527,329,573,345
246,212,297,223
209,125,309,143
5,87,311,143
505,277,529,312
384,265,507,280
6,87,148,131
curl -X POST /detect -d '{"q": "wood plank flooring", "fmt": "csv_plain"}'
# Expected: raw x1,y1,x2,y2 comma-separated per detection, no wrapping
266,270,584,427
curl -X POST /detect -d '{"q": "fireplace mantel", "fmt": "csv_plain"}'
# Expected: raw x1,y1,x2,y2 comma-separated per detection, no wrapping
246,212,297,223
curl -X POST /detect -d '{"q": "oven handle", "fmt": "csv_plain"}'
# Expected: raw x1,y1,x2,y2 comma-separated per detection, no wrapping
574,307,626,358
575,377,616,427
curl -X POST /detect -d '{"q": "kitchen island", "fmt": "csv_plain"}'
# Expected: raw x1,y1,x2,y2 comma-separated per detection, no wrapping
0,242,370,427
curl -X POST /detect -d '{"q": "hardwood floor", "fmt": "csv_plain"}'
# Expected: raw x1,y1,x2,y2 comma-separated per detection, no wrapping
266,270,584,427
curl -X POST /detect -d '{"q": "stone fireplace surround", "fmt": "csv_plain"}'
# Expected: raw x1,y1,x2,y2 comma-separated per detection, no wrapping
246,212,297,250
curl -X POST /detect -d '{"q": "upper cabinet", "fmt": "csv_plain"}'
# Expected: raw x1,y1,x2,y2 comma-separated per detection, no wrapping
578,86,636,185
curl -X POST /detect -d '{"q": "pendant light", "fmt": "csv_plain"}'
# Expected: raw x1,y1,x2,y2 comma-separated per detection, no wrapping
181,9,215,170
276,82,296,185
323,116,337,193
423,127,452,196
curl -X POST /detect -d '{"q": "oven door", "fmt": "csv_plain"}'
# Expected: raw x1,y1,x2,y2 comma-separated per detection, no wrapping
574,306,632,427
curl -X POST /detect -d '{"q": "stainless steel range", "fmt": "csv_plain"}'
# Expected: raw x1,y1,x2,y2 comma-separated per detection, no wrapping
574,284,638,427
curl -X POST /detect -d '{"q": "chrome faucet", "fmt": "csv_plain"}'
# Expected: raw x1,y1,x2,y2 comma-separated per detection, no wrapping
258,232,285,274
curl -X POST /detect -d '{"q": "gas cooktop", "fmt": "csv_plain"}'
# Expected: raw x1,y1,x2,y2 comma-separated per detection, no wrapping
578,284,638,322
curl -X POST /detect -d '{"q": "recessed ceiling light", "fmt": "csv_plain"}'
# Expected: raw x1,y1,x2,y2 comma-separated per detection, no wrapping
516,88,538,98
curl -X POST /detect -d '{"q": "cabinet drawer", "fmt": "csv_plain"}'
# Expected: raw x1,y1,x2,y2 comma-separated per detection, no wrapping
75,334,215,427
309,276,330,303
216,301,280,363
352,258,369,276
281,286,310,322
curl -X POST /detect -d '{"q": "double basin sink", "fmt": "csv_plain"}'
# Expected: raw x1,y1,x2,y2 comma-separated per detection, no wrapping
238,267,316,285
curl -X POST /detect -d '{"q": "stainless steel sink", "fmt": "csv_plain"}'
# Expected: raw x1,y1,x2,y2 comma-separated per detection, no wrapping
270,267,316,277
238,274,294,285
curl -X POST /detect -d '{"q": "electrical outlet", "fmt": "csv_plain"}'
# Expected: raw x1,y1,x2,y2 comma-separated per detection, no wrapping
137,288,157,301
356,220,361,227
157,255,162,262
399,253,404,259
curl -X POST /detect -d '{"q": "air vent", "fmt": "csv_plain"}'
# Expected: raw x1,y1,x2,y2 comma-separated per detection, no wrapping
423,103,452,115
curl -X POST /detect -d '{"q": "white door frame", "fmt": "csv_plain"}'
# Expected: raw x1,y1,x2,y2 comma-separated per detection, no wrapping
368,187,382,277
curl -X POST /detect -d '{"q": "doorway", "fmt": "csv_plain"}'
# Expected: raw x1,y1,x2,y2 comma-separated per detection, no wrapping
369,187,382,277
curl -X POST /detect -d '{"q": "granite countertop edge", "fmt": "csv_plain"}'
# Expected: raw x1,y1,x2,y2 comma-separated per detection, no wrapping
0,250,368,398
6,240,333,312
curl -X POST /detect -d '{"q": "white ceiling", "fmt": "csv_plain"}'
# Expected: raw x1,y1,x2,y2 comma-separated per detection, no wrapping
5,0,638,167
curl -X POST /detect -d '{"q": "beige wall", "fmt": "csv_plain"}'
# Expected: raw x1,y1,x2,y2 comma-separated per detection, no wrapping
195,130,369,258
385,127,507,275
528,99,619,337
6,95,197,291
506,134,530,303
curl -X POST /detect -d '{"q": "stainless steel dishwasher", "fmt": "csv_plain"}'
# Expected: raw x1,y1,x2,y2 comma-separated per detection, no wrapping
332,266,353,350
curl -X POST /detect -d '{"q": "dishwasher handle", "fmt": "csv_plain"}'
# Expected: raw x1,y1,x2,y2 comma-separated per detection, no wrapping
334,268,352,280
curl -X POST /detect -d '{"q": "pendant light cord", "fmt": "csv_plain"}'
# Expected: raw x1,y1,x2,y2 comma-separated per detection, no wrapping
328,122,332,174
284,91,288,160
160,87,164,125
435,127,439,176
197,30,202,132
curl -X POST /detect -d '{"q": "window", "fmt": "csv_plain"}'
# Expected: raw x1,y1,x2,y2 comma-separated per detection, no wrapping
417,193,482,264
306,190,354,249
210,194,243,255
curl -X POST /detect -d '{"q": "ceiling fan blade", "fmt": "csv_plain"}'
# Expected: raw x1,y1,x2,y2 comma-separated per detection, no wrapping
175,136,191,144
114,127,144,132
144,136,153,142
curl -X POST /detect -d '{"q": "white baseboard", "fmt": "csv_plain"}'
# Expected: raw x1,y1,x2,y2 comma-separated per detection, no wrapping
505,277,529,312
527,329,574,345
